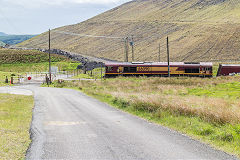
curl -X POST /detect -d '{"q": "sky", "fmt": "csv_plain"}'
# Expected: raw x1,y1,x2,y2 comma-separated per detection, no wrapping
0,0,131,35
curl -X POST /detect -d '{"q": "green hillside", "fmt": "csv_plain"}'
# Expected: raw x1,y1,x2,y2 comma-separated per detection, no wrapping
0,35,35,45
19,0,240,62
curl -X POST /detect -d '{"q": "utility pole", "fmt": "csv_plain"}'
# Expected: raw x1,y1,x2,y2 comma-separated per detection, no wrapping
48,29,52,84
101,63,103,81
158,43,160,62
124,37,129,62
131,35,134,62
167,37,170,77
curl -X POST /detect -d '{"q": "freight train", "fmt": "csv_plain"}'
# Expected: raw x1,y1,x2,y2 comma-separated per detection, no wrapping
104,62,240,77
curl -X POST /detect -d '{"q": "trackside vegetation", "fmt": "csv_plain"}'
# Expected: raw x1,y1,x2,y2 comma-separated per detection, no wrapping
48,76,240,158
0,93,34,159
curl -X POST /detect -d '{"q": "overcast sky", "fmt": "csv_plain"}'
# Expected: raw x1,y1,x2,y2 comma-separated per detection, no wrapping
0,0,131,35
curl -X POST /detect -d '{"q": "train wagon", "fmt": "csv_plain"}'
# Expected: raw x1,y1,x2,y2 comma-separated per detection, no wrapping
105,62,213,77
217,64,240,76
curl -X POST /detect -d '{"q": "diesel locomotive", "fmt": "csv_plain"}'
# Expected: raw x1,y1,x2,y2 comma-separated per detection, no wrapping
105,62,213,77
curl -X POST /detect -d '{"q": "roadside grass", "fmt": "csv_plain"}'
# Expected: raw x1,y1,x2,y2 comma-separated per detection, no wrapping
48,76,240,157
0,93,34,160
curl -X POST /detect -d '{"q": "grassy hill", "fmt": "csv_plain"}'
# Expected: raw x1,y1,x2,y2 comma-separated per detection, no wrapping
0,48,66,64
18,0,240,62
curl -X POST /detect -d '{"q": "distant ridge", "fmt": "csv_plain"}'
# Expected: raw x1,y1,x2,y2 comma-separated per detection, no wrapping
0,32,36,45
0,32,8,36
19,0,240,62
0,41,5,46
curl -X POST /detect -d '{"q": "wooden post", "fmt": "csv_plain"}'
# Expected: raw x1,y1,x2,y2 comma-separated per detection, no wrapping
48,29,52,84
131,35,134,62
167,37,170,77
159,43,160,62
5,76,8,83
11,77,13,84
125,37,129,62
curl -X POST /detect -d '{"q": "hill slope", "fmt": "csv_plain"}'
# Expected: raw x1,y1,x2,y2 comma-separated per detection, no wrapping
19,0,240,62
0,48,67,64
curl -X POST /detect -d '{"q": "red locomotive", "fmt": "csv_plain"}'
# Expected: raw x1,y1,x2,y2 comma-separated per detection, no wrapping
105,62,212,77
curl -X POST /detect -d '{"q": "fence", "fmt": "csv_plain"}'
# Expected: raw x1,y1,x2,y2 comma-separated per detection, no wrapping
3,75,25,84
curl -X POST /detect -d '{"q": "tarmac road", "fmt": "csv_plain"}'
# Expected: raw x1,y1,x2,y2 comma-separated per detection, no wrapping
19,85,237,160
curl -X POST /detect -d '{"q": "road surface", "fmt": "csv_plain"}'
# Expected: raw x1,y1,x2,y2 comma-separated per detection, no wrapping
4,85,237,160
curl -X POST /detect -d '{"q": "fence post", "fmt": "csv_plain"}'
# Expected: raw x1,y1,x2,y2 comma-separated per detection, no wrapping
5,76,8,83
11,77,13,84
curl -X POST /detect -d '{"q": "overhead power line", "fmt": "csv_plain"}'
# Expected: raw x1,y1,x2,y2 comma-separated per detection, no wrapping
52,30,124,39
0,8,24,35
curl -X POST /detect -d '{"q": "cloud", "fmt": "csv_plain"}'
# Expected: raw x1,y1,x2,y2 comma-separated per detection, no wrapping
0,0,131,34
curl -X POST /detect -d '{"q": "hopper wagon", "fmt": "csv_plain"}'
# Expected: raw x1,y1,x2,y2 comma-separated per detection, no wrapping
217,64,240,76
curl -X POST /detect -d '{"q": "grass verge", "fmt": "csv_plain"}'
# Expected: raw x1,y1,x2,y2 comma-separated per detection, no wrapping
0,93,34,159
